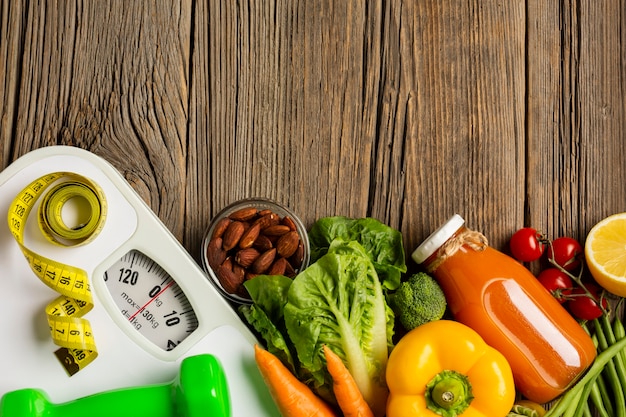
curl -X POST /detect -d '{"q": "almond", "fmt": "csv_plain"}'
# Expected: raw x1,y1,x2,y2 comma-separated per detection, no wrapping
284,260,296,278
235,248,260,268
206,237,227,269
254,212,280,230
205,203,308,301
252,248,277,274
289,242,305,270
211,217,232,239
222,221,245,251
264,224,291,236
239,222,261,248
253,234,273,252
282,216,297,231
276,231,300,258
216,258,244,294
267,257,288,276
228,207,258,221
235,284,250,299
233,263,246,282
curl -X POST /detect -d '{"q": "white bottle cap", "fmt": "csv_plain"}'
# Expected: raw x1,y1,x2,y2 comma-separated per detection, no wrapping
412,214,466,264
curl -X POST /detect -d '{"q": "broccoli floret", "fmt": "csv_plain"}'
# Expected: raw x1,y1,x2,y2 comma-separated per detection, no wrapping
388,272,447,331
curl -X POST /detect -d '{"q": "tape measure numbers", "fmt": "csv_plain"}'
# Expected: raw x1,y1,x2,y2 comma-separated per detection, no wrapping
8,172,107,375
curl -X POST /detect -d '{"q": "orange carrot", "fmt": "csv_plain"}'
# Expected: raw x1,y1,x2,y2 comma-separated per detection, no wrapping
254,344,338,417
323,345,375,417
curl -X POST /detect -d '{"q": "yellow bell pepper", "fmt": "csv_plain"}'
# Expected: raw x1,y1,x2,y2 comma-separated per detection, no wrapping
386,320,515,417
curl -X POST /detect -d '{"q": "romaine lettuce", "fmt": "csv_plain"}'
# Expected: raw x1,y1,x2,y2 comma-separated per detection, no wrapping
241,240,393,417
285,240,392,416
239,274,296,372
308,216,406,290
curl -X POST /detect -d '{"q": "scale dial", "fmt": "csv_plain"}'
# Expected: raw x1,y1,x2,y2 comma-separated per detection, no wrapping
103,250,199,351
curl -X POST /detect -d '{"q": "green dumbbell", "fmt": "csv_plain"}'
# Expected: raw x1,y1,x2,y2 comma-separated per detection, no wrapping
0,354,231,417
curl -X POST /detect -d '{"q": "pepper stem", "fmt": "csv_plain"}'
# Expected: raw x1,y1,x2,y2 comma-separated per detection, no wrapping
425,370,474,417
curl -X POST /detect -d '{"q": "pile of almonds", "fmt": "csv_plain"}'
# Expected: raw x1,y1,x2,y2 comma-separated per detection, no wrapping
205,205,306,299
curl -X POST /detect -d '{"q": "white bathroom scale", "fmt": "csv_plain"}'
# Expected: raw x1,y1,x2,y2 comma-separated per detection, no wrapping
0,146,278,416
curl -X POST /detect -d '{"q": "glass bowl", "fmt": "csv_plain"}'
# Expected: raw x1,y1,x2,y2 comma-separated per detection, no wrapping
201,198,310,304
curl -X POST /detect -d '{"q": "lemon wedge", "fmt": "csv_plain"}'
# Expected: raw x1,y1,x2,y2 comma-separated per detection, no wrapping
585,212,626,297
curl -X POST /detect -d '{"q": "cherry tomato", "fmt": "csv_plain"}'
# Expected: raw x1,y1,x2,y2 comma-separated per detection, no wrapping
537,268,573,303
567,286,607,320
547,237,583,271
509,227,545,262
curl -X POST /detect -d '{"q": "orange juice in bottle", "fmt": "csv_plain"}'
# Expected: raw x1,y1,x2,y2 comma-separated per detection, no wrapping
412,214,596,403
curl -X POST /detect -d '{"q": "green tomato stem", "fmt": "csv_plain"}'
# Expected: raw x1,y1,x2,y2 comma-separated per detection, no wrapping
545,250,609,315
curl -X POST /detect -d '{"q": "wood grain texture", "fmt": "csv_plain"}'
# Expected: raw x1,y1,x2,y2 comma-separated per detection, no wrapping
1,0,191,239
397,1,527,252
2,0,626,414
1,0,625,268
526,0,626,246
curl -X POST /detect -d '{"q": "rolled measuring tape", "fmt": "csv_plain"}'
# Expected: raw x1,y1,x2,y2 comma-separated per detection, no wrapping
7,172,107,376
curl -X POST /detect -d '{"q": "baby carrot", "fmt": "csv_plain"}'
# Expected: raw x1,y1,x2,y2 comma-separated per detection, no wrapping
323,345,374,417
254,344,338,417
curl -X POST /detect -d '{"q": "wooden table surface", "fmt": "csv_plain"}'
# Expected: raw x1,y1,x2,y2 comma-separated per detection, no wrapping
1,0,625,412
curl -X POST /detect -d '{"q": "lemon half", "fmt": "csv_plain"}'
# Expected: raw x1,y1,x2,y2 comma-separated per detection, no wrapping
585,212,626,297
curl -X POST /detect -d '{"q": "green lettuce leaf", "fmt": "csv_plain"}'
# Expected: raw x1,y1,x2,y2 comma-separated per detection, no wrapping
284,240,392,417
308,216,406,290
239,275,295,371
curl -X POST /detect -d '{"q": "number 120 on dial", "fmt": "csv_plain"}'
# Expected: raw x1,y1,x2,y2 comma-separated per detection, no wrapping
103,250,199,351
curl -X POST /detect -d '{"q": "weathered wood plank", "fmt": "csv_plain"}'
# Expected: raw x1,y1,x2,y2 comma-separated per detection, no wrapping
526,0,626,248
1,0,192,243
192,0,381,255
576,0,626,234
0,1,25,166
396,0,527,253
1,0,625,270
1,1,626,414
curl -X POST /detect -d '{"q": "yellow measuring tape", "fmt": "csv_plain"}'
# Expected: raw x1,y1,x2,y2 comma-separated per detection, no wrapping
7,172,107,376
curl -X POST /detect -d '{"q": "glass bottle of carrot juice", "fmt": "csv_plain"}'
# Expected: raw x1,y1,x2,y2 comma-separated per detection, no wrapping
412,214,596,403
